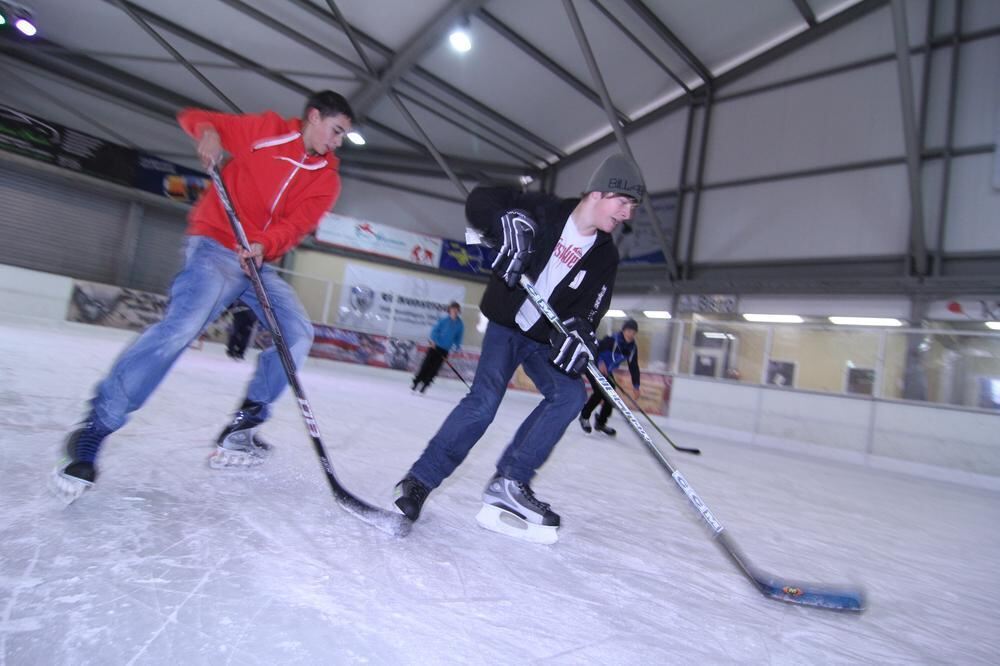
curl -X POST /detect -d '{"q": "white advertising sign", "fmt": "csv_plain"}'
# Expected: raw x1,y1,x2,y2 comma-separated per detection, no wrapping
338,264,466,340
316,212,442,266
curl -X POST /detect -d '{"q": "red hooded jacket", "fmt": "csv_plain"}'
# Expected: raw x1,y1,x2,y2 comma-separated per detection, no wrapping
177,109,341,261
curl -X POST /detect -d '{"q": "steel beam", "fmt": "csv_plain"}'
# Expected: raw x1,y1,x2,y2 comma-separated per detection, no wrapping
562,0,677,281
791,0,818,27
479,9,630,123
890,0,929,276
672,103,695,269
588,0,691,93
285,0,564,159
934,0,963,276
216,0,373,81
684,94,713,280
323,0,470,199
553,0,888,172
110,0,241,113
349,0,489,117
623,0,713,84
338,169,466,204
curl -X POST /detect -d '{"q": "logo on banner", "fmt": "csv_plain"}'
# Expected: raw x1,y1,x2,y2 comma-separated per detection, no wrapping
356,223,378,240
349,285,375,314
410,245,436,265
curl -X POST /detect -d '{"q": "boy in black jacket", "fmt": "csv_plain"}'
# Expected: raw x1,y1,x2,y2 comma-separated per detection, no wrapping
579,318,641,436
394,154,644,543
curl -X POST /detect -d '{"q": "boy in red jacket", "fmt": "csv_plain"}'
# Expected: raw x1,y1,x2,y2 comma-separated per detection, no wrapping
53,90,353,502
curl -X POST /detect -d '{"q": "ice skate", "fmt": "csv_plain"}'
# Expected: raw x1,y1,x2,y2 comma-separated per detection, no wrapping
209,401,273,469
475,473,560,545
578,416,592,434
50,424,106,504
594,421,616,436
393,475,430,521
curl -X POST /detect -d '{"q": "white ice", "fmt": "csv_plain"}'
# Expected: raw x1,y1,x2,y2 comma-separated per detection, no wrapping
1,315,998,665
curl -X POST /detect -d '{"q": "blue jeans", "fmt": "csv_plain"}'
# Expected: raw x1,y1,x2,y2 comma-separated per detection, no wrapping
90,236,314,433
409,322,586,488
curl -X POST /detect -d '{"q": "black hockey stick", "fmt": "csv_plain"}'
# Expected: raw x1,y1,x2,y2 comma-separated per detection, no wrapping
519,275,864,611
609,377,701,455
443,356,471,389
209,166,410,537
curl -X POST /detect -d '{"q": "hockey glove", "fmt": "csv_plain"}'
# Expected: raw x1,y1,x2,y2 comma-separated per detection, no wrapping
491,209,537,289
549,317,598,377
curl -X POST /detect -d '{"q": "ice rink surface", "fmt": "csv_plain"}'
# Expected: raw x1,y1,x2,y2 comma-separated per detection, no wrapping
1,316,998,665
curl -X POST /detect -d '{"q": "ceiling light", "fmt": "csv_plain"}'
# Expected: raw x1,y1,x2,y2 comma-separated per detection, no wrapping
346,131,365,146
14,15,34,35
987,322,1000,331
519,175,534,186
605,309,627,318
828,316,903,327
702,332,728,339
742,313,803,324
643,310,671,319
0,13,6,26
449,29,471,52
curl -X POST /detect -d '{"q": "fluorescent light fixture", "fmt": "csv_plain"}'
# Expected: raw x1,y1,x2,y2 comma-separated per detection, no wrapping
987,322,1000,331
449,29,471,52
14,16,36,36
519,175,534,186
702,332,728,339
346,131,365,146
643,310,672,319
0,13,6,26
828,316,903,327
605,309,628,318
742,313,803,324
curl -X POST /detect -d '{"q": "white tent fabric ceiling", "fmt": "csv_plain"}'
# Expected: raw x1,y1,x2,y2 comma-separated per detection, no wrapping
1,0,867,177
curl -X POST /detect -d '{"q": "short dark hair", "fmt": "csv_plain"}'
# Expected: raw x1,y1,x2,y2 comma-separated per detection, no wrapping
304,90,354,121
448,301,461,312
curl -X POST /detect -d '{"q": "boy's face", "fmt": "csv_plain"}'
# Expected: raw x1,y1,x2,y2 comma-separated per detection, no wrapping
591,192,639,233
622,328,636,343
448,306,460,318
303,109,351,156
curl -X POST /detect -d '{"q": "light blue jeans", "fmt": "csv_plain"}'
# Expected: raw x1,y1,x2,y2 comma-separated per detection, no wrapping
90,236,314,433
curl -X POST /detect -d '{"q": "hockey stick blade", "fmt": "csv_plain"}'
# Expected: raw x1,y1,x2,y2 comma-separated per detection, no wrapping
517,274,865,612
210,166,408,537
718,532,865,611
613,379,700,455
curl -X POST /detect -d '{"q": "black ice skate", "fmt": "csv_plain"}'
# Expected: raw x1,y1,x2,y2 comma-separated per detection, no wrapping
578,416,592,434
594,421,616,436
393,475,430,521
476,473,560,544
49,422,108,504
209,401,273,469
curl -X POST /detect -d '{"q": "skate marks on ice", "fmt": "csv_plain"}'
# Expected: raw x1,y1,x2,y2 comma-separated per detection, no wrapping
1,319,1000,662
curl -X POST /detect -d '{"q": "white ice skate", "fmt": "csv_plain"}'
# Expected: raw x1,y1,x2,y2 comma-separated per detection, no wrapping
209,406,273,469
475,474,560,545
49,465,94,505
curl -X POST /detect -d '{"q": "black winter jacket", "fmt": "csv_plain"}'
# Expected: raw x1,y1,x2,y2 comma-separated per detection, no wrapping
466,186,619,343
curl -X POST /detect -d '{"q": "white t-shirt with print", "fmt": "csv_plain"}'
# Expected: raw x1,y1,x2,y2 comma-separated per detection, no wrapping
515,215,597,331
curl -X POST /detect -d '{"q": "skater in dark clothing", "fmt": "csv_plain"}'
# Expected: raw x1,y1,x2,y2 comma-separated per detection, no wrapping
393,154,644,544
412,302,464,393
579,318,641,436
226,300,258,360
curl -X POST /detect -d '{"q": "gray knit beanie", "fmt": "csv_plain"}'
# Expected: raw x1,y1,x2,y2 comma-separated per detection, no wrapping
585,153,645,201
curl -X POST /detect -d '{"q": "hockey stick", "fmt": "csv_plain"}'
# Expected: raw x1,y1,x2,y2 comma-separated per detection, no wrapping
519,275,864,611
209,166,410,537
609,377,701,455
443,356,471,389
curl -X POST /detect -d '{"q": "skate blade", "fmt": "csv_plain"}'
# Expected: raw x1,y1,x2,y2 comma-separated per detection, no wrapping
48,468,92,505
208,447,268,470
475,504,558,545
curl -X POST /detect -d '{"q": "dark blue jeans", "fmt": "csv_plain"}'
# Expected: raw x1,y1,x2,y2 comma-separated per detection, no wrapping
409,322,586,488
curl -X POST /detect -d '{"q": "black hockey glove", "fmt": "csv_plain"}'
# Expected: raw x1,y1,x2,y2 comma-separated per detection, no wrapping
549,317,598,377
491,209,537,289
